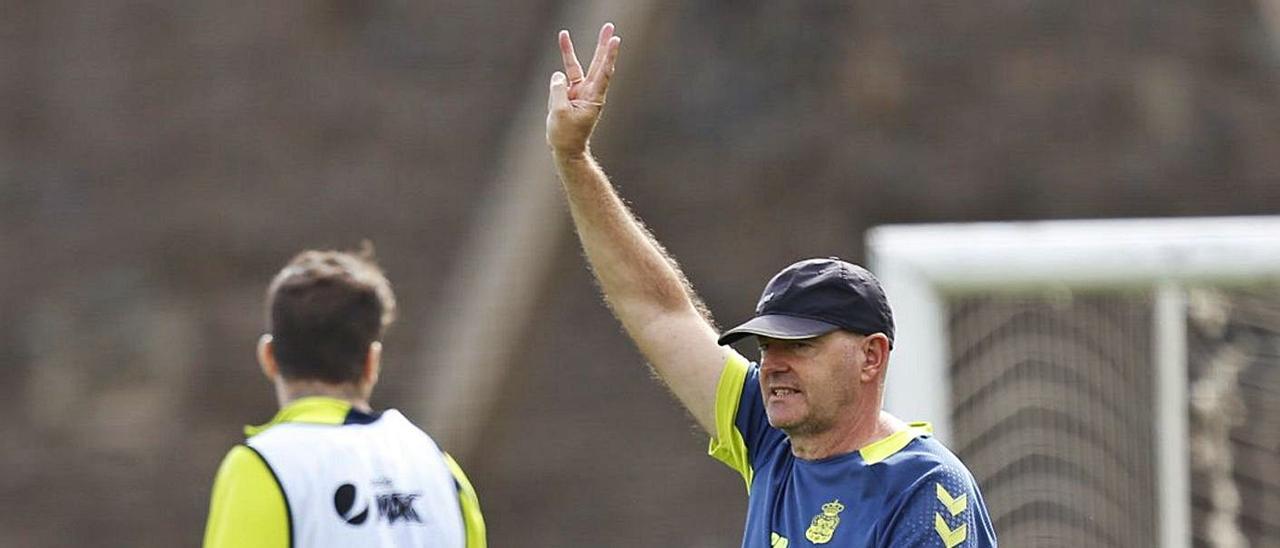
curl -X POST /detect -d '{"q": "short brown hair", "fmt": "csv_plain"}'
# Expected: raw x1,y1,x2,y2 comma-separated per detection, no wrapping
265,247,397,384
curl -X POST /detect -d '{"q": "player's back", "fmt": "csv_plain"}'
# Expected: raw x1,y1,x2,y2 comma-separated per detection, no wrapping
246,403,466,547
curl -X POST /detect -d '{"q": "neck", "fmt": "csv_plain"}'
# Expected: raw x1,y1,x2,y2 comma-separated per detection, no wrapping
789,408,907,460
275,379,373,414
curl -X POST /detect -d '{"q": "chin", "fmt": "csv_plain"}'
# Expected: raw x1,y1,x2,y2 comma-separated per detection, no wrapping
769,414,830,438
766,412,801,432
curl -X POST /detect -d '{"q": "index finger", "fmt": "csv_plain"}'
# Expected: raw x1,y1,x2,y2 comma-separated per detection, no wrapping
558,30,585,83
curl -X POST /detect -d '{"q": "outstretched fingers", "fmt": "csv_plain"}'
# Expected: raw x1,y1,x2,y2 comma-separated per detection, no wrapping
597,36,621,90
584,24,616,89
558,30,585,88
547,23,620,154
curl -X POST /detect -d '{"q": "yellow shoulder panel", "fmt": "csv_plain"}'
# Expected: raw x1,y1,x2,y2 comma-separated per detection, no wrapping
860,422,934,465
706,350,754,493
443,453,487,548
203,445,289,548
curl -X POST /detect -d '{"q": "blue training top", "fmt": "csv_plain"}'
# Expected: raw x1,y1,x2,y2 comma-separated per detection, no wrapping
708,351,998,547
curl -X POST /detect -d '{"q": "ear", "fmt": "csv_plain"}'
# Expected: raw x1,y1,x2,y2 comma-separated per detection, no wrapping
859,333,891,384
257,334,279,381
362,341,382,387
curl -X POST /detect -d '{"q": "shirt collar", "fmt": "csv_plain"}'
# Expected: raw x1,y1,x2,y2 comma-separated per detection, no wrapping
859,422,933,465
244,396,354,437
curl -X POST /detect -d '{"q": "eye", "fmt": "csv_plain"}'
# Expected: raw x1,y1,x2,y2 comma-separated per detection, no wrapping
786,340,821,355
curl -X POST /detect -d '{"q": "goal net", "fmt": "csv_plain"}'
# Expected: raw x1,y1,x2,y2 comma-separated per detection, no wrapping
868,216,1280,548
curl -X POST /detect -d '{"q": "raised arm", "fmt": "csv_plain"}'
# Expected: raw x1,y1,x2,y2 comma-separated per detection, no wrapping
545,23,728,434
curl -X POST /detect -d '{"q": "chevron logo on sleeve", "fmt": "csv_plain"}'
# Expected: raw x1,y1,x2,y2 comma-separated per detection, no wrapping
934,512,968,548
935,483,968,517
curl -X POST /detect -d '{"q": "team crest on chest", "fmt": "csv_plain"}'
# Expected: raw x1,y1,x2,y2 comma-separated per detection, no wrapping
804,499,845,544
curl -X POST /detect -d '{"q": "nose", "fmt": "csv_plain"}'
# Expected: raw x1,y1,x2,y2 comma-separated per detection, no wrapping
759,349,790,374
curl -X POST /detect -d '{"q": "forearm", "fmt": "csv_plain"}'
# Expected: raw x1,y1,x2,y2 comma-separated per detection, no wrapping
553,150,705,327
554,149,724,432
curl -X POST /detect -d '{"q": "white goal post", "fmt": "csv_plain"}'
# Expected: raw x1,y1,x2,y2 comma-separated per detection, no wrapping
867,215,1280,548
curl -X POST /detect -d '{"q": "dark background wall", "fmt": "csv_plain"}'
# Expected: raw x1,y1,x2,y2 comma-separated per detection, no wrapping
2,1,1278,545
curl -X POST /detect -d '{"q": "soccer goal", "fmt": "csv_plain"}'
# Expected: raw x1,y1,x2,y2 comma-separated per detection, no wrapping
867,216,1280,548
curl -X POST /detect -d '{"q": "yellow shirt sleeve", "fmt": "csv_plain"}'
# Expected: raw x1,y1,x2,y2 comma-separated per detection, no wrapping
203,445,289,548
706,350,754,493
443,453,488,548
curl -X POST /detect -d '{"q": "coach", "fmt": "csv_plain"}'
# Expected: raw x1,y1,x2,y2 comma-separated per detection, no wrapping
546,23,997,547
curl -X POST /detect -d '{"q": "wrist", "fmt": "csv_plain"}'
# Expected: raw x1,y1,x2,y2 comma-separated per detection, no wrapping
552,147,592,164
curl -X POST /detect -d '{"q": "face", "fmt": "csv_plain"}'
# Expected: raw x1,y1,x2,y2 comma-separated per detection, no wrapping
757,331,867,437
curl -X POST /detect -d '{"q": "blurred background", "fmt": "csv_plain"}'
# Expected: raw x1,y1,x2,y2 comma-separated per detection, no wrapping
2,1,1279,546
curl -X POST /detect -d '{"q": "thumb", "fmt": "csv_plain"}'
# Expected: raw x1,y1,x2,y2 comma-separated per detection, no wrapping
548,71,569,112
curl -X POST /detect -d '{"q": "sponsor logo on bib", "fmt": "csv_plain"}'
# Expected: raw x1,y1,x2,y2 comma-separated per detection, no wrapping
333,483,370,526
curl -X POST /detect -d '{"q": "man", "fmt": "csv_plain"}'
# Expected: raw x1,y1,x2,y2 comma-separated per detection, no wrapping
546,24,996,546
203,248,486,548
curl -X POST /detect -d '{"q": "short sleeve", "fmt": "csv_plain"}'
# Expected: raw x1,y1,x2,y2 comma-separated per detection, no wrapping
443,452,487,548
203,445,290,548
881,467,998,547
707,350,780,493
707,350,751,489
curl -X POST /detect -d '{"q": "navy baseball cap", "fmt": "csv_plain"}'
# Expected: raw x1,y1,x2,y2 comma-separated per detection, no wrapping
717,257,895,347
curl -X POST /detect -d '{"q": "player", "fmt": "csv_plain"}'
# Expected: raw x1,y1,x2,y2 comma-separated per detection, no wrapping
545,24,997,546
203,248,485,548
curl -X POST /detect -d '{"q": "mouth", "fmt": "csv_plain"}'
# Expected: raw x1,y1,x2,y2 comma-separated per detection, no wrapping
767,387,801,400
